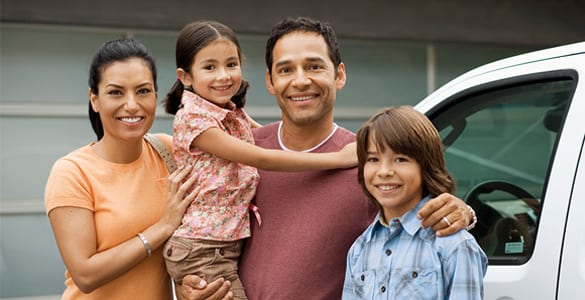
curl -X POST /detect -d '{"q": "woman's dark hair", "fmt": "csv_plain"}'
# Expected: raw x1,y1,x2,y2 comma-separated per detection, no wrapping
163,20,249,115
88,38,158,140
265,16,342,76
356,106,455,212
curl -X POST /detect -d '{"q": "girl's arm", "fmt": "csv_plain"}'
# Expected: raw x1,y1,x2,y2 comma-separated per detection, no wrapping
47,166,197,293
192,127,356,171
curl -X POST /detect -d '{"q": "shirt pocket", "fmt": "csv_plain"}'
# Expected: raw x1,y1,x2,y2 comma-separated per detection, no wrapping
345,270,376,299
394,268,439,300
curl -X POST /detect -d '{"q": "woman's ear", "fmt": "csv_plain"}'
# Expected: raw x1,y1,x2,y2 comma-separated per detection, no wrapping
89,88,99,112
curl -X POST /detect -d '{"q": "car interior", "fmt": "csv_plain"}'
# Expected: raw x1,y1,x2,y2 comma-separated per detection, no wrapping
428,72,575,264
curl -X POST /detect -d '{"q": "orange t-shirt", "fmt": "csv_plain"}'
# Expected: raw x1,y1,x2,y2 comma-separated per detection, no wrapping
45,134,173,300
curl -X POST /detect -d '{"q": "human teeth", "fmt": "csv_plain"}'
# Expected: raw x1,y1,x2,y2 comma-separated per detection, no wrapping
291,96,313,101
379,185,397,191
121,117,141,123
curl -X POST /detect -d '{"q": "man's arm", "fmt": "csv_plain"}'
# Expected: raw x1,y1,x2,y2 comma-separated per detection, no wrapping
417,193,477,237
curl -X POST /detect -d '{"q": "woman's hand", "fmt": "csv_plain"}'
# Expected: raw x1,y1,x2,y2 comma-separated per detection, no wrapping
176,275,233,300
417,193,472,237
157,165,199,234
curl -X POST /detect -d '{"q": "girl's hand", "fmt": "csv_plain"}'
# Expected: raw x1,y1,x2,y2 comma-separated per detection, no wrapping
157,165,199,234
337,142,358,168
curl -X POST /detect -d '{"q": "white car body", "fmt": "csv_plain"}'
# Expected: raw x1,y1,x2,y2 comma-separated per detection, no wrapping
415,42,585,299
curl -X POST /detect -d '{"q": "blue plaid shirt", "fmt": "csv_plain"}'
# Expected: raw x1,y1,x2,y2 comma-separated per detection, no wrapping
342,196,487,300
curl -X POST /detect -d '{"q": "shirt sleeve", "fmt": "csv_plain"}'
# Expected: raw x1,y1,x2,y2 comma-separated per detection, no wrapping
443,238,488,300
44,158,94,215
174,108,219,155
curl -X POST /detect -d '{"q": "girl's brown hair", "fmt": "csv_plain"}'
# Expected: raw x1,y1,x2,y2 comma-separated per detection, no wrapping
163,20,249,114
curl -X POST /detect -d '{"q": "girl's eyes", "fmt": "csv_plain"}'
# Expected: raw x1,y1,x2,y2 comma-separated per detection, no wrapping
203,65,215,70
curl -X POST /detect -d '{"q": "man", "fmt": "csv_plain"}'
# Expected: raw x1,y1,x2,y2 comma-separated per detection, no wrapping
237,16,475,300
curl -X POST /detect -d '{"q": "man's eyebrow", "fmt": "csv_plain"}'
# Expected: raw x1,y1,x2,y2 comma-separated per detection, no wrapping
273,59,291,69
306,57,327,64
273,57,327,69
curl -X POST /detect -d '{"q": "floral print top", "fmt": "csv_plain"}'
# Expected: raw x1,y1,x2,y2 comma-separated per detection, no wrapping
172,91,259,241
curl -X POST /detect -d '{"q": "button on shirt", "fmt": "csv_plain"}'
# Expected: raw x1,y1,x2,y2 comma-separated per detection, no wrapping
342,196,487,300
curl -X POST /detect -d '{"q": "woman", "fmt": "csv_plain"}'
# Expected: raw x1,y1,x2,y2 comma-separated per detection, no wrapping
44,38,231,300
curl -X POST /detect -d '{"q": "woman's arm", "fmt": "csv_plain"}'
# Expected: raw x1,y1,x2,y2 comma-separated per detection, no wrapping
48,166,197,293
192,127,356,171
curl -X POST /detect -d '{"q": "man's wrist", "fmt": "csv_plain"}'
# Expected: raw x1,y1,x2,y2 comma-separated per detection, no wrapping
465,205,477,231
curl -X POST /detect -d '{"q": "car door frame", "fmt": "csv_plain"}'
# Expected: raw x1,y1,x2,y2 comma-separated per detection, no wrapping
416,53,585,299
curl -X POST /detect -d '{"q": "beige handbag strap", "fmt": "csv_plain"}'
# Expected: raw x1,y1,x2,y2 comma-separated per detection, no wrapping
144,133,177,173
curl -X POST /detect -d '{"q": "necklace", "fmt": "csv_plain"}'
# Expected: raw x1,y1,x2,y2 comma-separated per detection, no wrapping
277,121,339,152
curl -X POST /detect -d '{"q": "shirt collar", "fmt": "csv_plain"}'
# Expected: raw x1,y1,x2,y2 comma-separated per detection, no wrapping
369,195,433,239
181,90,236,119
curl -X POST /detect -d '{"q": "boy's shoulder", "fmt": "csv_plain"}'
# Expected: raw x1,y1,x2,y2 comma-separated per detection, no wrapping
421,226,481,254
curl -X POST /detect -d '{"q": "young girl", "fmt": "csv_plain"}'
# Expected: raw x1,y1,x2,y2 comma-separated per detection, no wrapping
162,21,356,299
343,106,487,299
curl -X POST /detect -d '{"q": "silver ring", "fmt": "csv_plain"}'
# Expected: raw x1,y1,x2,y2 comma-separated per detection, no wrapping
442,216,451,227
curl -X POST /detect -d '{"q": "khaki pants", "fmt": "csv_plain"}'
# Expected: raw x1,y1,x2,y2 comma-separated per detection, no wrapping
164,236,247,300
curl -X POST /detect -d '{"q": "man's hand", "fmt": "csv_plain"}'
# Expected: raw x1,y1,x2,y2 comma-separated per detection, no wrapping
417,193,472,237
176,275,233,300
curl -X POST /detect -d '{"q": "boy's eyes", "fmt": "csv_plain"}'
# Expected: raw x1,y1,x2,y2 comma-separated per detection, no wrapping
365,155,411,163
366,156,379,163
395,156,411,163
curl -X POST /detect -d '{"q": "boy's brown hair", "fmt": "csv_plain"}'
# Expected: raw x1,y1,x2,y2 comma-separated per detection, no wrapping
356,106,455,211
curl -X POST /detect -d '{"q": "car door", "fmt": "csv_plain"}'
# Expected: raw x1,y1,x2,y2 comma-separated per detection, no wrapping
416,51,585,299
557,88,585,299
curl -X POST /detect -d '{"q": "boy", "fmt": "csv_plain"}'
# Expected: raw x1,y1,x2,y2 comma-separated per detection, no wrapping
343,106,487,299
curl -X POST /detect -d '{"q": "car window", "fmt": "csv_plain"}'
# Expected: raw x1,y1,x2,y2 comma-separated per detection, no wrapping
428,72,575,265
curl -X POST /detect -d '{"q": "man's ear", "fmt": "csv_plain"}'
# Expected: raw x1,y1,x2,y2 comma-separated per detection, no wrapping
177,68,192,87
265,69,276,95
89,88,98,112
335,62,347,90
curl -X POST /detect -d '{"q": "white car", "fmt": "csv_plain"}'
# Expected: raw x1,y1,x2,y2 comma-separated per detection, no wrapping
415,41,585,299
